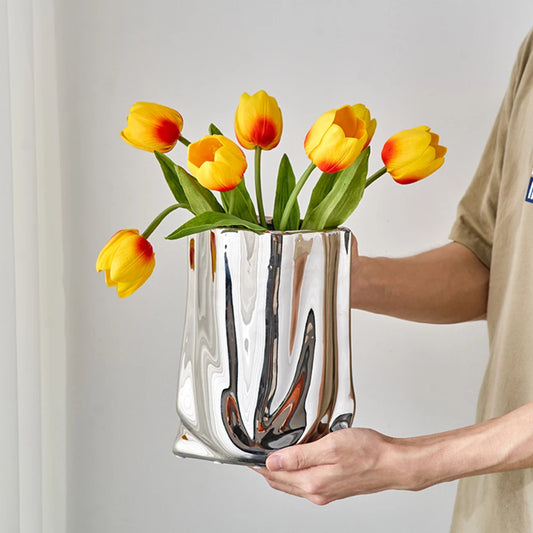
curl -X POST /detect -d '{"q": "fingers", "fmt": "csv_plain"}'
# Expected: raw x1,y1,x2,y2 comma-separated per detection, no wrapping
255,465,334,506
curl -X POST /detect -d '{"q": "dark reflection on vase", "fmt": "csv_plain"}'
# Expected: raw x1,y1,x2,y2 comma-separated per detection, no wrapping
174,227,355,466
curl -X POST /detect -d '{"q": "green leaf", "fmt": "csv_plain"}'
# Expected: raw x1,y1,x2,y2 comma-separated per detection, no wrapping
154,151,190,208
175,165,225,215
273,154,300,230
304,170,338,217
301,148,370,231
220,179,258,224
209,123,223,135
166,212,266,240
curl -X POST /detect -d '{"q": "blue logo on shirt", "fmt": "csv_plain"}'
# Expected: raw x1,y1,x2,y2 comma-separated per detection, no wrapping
526,177,533,203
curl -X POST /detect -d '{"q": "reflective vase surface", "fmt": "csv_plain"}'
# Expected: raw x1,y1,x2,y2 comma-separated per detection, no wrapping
173,226,355,466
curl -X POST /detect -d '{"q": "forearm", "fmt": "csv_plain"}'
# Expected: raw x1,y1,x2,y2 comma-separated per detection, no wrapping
392,401,533,490
351,242,490,324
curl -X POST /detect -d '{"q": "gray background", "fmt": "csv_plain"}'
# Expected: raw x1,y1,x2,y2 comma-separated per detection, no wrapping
55,1,533,532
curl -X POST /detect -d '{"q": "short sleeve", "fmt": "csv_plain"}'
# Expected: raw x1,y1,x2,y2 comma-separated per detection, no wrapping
449,29,533,268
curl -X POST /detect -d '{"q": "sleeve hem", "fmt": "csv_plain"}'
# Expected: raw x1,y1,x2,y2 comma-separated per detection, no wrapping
449,223,492,270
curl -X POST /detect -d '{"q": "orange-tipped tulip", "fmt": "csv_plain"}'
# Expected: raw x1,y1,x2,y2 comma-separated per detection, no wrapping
304,105,370,173
235,90,283,150
121,102,183,153
96,229,155,298
381,126,447,184
187,134,247,192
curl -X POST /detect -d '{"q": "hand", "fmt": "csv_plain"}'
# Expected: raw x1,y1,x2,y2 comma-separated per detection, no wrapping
256,428,416,505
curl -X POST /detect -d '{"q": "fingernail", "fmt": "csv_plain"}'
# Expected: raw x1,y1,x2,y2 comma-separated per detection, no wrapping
267,454,283,471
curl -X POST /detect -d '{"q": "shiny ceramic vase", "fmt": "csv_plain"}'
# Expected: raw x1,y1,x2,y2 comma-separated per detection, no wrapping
173,227,355,466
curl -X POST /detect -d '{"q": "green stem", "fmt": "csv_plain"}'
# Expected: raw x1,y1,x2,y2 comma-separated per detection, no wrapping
365,167,387,188
279,162,316,231
142,203,187,239
228,190,235,214
255,146,267,227
178,135,191,147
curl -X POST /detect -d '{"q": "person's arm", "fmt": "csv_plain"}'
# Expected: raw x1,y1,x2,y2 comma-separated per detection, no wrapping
258,401,533,505
350,239,489,324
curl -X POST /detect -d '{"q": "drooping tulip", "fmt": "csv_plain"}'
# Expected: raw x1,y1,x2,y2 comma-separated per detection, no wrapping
121,102,183,153
187,135,247,192
96,229,155,298
304,105,370,173
381,126,447,184
235,90,283,150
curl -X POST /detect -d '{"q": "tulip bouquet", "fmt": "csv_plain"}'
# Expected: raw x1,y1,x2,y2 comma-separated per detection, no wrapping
96,91,446,297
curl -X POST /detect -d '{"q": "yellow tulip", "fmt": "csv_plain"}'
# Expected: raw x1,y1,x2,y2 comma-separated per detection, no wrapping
121,102,183,153
304,105,370,173
96,229,155,298
235,90,283,150
187,135,247,192
381,126,447,184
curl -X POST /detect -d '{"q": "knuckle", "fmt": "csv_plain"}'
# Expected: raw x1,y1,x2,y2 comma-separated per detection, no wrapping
300,477,317,495
309,494,330,506
301,476,324,497
290,449,306,470
323,435,342,461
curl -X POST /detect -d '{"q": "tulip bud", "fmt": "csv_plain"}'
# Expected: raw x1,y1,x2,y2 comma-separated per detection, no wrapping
381,126,447,184
304,105,370,173
187,135,247,192
96,229,155,298
121,102,183,153
235,90,283,150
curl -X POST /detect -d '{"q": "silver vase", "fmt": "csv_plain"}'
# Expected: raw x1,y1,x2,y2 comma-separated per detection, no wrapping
173,227,355,466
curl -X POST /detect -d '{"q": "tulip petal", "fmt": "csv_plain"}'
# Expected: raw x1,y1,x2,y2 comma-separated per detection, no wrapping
304,105,373,173
188,136,223,168
104,269,117,287
197,161,243,192
382,126,431,170
235,90,282,150
216,138,248,174
304,109,336,155
110,234,155,283
435,145,447,159
333,106,363,138
382,126,446,184
351,104,377,148
96,229,138,271
188,135,247,192
96,229,155,297
392,156,445,184
389,144,436,181
308,123,367,173
121,102,183,153
116,264,154,298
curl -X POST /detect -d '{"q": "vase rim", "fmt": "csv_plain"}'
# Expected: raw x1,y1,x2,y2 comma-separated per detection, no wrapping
199,225,351,237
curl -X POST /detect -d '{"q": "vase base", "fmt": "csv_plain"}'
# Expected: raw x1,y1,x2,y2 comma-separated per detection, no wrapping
173,426,268,467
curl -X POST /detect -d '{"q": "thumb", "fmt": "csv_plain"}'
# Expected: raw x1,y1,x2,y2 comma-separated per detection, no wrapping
266,440,328,472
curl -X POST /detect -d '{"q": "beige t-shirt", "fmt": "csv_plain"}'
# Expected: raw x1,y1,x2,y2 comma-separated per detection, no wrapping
449,29,533,532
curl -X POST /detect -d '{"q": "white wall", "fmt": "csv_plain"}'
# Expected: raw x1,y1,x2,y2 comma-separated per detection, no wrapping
55,1,533,532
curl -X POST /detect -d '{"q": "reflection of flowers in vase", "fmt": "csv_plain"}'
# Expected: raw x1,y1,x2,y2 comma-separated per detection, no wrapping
96,90,446,297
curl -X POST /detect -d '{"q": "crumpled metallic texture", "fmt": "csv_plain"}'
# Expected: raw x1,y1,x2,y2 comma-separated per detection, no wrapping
173,227,355,465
